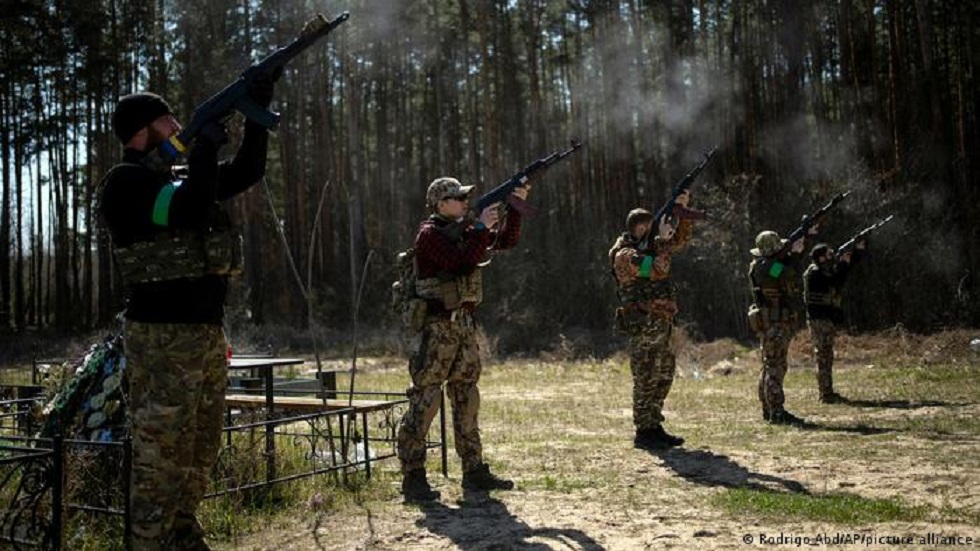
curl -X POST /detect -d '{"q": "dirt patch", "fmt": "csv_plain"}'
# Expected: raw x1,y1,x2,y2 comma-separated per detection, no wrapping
213,333,980,551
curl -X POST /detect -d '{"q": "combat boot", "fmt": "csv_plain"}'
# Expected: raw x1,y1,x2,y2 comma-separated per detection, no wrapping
768,409,806,427
401,469,440,502
654,425,684,447
819,392,843,404
462,463,514,491
634,426,684,450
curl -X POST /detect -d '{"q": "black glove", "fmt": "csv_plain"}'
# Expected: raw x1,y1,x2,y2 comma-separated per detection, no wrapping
196,119,229,147
248,66,282,109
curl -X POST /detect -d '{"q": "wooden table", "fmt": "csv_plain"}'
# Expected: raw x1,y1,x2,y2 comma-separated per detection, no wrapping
227,357,305,485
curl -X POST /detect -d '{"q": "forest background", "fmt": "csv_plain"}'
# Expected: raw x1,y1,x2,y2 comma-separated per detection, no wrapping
0,0,977,357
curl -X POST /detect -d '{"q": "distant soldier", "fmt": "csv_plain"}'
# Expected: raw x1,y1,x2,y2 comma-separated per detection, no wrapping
396,177,529,502
803,241,865,403
747,228,815,426
609,191,695,450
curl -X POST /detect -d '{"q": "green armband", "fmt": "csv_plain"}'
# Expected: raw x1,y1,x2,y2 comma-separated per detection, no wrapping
638,256,653,278
152,182,181,226
768,261,785,278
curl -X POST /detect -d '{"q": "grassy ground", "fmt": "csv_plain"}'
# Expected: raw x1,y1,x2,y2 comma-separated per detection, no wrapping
204,329,980,550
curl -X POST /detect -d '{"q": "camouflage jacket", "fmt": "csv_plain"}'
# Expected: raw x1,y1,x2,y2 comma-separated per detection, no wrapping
609,218,693,319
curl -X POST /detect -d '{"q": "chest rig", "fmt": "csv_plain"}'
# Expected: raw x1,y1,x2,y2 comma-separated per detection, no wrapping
106,163,244,285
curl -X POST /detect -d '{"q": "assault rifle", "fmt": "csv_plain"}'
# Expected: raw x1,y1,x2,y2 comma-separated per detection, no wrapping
474,140,584,216
144,12,350,171
837,214,893,254
654,146,717,225
772,190,851,258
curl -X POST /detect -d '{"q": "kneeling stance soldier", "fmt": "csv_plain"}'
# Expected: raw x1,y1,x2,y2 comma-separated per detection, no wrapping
397,177,529,501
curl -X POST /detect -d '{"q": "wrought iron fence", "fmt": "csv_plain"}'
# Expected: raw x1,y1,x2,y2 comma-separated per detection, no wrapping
0,387,413,549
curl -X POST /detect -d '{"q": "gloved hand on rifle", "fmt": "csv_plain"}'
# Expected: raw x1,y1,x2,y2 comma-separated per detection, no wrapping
247,66,283,109
196,119,229,147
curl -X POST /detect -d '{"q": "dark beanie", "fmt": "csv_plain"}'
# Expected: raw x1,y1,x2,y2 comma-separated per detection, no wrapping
112,92,173,144
811,243,832,261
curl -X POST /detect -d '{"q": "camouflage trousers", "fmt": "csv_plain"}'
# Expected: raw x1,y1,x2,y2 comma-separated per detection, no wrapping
124,321,227,551
397,314,483,474
808,318,837,398
627,316,676,431
757,322,794,416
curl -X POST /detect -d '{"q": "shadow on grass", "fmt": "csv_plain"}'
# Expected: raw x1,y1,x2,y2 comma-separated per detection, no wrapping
804,411,979,442
649,447,808,494
837,396,968,409
416,489,605,550
798,420,895,435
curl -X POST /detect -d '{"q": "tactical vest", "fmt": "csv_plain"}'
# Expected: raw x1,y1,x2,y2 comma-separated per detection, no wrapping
415,270,483,310
415,218,484,310
748,257,800,325
103,163,244,286
749,258,798,305
803,264,842,308
113,228,244,285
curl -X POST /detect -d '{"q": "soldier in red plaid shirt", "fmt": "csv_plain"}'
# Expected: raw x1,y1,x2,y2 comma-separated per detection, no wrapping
397,176,529,502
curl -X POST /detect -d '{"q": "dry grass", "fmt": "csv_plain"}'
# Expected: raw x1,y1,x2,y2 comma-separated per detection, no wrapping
209,329,980,550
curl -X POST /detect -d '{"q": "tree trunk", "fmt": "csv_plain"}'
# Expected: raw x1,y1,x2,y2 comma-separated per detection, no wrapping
913,0,948,152
0,87,9,332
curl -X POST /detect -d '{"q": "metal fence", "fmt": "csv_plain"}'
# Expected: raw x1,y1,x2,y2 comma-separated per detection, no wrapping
0,434,129,551
0,388,413,550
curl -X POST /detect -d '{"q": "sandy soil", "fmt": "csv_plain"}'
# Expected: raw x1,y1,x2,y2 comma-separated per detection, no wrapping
216,331,980,550
219,405,979,548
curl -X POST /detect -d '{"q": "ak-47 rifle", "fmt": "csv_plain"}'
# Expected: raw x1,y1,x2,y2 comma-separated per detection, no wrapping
474,140,584,217
654,146,717,225
144,12,350,171
771,190,852,258
837,214,893,254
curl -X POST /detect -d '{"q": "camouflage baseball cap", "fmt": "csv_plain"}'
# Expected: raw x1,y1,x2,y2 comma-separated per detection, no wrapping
751,230,788,257
426,177,475,207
